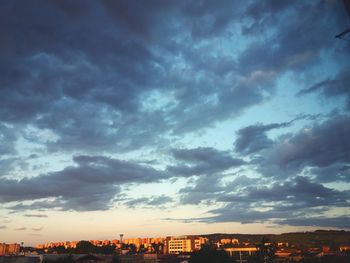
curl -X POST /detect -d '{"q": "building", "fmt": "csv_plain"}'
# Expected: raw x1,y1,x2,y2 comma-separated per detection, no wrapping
219,238,239,246
220,239,231,245
339,244,350,252
164,236,202,254
224,247,257,263
232,239,239,245
0,243,20,256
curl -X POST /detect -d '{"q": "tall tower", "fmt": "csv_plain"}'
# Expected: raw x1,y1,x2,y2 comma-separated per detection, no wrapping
120,234,124,244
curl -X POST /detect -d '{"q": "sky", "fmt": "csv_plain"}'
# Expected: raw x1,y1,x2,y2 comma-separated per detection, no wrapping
0,0,350,246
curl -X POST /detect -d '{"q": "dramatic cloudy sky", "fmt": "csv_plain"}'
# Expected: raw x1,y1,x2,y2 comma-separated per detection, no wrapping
1,0,350,245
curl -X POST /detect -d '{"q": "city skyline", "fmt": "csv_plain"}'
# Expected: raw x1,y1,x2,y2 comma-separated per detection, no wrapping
2,231,350,262
1,0,350,246
3,229,349,249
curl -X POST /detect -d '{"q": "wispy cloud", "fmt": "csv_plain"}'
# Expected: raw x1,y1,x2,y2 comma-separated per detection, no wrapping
31,227,43,231
14,227,26,231
23,214,48,218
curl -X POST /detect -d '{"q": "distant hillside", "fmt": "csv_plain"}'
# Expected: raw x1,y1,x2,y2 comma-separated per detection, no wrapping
202,230,350,248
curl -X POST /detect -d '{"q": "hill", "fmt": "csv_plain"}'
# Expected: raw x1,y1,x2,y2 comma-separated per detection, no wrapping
202,230,350,248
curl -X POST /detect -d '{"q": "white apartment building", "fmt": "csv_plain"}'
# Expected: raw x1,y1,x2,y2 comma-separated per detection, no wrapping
164,236,203,254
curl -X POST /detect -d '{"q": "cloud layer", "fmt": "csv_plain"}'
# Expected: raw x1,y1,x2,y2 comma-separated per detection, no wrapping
0,0,349,231
1,156,167,211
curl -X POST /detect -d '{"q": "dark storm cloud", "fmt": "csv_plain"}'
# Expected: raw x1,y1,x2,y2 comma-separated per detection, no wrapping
176,114,350,226
0,0,170,152
199,207,350,229
1,155,167,211
298,70,350,110
0,0,296,154
276,216,350,229
243,0,291,32
179,175,225,205
239,0,348,74
0,0,346,157
104,0,242,41
257,114,350,181
187,176,349,212
0,124,17,156
177,174,262,206
308,164,350,183
234,121,294,155
0,157,29,178
102,0,184,41
8,200,65,212
0,0,349,231
167,147,245,176
0,158,17,177
182,0,243,39
124,195,173,208
245,177,349,208
182,177,349,227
